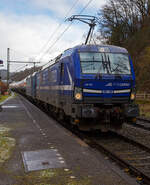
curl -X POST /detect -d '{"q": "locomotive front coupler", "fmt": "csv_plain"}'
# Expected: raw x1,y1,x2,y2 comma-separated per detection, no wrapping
81,105,123,121
81,106,98,118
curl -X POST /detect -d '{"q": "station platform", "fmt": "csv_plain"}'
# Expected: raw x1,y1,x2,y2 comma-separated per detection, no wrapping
0,94,139,185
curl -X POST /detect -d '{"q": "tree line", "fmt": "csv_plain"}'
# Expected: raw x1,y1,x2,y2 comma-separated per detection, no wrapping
11,66,42,82
96,0,150,91
97,0,150,45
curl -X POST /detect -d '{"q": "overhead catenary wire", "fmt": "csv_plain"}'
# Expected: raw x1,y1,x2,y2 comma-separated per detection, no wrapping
92,37,97,45
39,21,73,65
41,0,94,67
10,48,34,60
8,0,95,72
6,0,80,74
37,0,80,62
10,64,28,80
9,49,37,73
41,22,73,68
12,64,28,73
44,22,73,56
78,0,94,15
49,0,95,50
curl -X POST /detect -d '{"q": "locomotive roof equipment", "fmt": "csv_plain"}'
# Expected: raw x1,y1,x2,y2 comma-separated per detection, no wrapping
67,15,97,44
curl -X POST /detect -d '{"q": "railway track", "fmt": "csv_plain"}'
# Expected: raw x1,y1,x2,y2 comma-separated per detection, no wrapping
81,132,150,185
18,93,150,184
126,117,150,131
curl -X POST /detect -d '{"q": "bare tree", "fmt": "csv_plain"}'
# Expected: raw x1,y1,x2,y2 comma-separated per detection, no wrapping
97,0,150,45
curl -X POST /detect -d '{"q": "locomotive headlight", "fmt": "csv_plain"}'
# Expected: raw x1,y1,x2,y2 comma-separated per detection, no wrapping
74,87,82,100
75,93,82,100
130,93,135,100
130,88,136,100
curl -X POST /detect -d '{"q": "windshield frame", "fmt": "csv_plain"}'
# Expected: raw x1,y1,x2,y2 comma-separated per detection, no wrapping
79,51,131,75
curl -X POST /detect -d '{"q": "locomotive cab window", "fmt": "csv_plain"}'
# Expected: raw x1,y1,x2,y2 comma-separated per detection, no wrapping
79,52,131,75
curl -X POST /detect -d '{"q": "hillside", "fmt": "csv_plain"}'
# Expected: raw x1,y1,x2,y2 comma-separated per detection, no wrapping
124,19,150,91
97,0,150,92
0,66,42,82
10,66,42,82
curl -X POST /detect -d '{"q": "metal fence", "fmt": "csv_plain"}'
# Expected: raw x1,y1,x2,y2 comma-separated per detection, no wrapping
136,93,150,100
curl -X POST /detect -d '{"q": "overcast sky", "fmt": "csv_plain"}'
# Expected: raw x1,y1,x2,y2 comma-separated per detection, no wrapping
0,0,106,72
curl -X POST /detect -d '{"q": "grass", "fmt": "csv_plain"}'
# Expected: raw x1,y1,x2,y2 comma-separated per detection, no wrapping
0,125,15,164
14,169,91,185
136,99,150,117
0,94,10,103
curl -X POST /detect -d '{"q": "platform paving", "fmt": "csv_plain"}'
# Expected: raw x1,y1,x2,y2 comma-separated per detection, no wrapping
0,94,139,185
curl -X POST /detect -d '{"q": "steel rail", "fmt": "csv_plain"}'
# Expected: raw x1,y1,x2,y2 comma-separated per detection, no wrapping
16,92,150,184
126,117,150,131
83,132,150,185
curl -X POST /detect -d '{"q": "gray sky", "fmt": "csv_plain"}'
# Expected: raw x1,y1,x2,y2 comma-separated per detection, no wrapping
0,0,106,72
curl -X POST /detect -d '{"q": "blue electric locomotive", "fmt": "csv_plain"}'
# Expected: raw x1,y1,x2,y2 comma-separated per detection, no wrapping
26,44,139,131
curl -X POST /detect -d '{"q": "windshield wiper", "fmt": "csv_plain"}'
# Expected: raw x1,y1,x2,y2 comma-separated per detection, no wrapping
95,55,105,79
107,55,112,73
104,54,111,74
95,54,111,79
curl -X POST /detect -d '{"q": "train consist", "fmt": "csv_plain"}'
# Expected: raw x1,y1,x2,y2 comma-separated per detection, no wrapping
13,44,139,131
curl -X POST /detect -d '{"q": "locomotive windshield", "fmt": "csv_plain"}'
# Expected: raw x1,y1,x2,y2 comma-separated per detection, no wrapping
79,52,131,75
